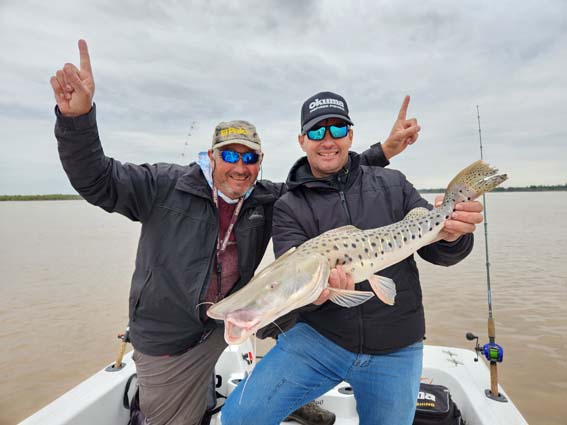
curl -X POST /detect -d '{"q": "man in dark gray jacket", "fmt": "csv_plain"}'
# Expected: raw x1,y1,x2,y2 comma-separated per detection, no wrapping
50,41,421,425
221,91,484,425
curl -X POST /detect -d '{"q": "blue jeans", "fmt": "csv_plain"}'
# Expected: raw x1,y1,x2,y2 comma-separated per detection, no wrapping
221,322,423,425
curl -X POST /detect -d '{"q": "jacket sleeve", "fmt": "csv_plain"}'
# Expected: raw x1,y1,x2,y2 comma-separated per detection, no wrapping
55,104,159,222
400,176,474,266
272,195,310,258
359,142,390,168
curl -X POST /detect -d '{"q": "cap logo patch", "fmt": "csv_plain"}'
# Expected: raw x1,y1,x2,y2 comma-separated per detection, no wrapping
309,98,345,113
220,127,249,137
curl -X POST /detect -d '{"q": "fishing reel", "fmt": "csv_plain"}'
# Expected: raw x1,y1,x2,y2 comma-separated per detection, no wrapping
466,332,504,363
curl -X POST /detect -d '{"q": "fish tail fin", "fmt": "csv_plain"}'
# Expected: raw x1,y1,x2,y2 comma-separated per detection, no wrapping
368,275,396,306
443,160,508,207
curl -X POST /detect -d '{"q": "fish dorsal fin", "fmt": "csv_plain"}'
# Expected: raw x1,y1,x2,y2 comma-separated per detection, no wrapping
254,246,297,278
327,288,375,308
321,225,361,236
277,246,297,261
404,207,430,220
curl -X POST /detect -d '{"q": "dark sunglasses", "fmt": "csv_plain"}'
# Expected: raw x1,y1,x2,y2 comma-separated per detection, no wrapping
220,150,261,165
306,124,349,141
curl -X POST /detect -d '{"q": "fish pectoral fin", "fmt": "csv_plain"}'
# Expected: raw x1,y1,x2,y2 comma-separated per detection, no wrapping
368,275,396,306
327,289,375,308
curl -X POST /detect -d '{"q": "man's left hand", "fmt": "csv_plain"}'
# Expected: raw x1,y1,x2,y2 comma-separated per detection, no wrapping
381,95,421,160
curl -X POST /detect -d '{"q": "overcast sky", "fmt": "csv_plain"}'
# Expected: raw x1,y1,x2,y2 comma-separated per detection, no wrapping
1,0,565,194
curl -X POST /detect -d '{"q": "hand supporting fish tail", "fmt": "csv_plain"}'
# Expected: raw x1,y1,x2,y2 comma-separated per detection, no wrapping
434,197,485,243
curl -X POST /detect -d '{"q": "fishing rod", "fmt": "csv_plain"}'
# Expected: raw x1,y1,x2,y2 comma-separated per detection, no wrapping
106,326,130,372
465,105,507,402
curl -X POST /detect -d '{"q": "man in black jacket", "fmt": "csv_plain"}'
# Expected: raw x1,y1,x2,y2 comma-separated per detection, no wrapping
50,41,421,425
221,92,484,425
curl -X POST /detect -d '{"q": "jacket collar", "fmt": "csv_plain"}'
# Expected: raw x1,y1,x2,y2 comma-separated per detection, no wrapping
285,152,362,191
175,163,213,200
175,163,277,207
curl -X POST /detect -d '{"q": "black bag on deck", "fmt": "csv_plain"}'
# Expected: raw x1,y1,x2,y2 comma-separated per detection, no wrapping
123,374,145,425
413,383,464,425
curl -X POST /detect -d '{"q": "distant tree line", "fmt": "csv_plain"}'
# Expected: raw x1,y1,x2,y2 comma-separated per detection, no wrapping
2,185,566,200
0,194,83,201
419,184,567,193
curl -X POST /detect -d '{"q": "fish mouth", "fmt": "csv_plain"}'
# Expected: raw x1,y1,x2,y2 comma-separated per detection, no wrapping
224,310,262,345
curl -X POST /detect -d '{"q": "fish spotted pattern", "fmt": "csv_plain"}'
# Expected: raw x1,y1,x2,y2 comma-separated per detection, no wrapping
207,160,508,344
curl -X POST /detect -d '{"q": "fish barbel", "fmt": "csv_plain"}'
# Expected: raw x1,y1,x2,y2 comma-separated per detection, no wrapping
207,160,508,344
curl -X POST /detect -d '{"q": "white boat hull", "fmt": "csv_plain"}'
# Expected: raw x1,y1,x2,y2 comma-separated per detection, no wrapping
20,344,528,425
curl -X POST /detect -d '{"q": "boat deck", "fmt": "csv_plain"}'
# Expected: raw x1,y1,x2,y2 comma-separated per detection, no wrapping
19,345,528,425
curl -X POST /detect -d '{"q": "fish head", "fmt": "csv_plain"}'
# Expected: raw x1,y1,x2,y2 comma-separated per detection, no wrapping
207,252,329,344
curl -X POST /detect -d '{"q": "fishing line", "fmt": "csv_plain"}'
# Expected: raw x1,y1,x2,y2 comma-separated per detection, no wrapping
270,321,287,338
238,336,258,405
238,322,288,405
194,302,215,312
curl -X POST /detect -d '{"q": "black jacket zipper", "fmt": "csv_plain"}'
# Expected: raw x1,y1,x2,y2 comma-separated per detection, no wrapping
338,191,352,224
336,170,364,353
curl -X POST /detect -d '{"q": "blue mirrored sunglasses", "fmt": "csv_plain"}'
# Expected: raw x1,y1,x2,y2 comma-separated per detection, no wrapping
220,150,260,165
306,124,349,141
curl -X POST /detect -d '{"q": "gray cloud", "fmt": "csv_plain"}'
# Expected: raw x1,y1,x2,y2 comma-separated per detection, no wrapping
1,0,565,194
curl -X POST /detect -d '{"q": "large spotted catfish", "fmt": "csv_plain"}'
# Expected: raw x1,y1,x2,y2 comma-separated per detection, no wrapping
207,160,508,344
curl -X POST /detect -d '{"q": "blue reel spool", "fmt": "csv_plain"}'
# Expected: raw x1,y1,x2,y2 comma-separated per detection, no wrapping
482,342,504,362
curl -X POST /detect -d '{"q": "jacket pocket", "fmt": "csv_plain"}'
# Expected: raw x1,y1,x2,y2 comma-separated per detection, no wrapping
132,269,152,322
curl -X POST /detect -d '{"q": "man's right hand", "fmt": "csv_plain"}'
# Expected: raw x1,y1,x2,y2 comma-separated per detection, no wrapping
313,265,355,305
50,39,95,117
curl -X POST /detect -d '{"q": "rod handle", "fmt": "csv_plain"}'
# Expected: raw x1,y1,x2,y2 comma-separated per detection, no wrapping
114,339,127,369
490,362,499,395
487,317,496,339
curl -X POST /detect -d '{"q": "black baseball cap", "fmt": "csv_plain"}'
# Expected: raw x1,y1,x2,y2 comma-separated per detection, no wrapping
300,91,354,133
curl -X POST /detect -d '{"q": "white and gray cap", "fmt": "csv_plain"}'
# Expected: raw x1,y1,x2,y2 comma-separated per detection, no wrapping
212,120,262,152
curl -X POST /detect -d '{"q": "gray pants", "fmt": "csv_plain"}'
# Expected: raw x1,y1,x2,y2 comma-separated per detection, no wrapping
133,328,228,425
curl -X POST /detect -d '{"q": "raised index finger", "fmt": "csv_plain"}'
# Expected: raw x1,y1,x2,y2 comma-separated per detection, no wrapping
78,39,92,76
397,95,410,121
